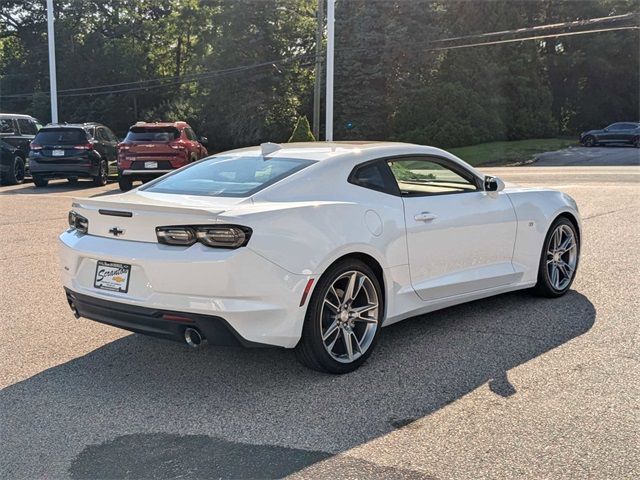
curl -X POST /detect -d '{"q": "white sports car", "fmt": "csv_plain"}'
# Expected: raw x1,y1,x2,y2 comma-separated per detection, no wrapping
60,142,581,373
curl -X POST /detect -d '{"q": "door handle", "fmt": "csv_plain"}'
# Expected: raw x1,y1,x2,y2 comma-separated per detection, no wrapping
414,212,437,222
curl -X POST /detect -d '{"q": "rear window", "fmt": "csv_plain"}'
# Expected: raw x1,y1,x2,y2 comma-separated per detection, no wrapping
142,155,315,197
34,128,88,145
125,127,180,142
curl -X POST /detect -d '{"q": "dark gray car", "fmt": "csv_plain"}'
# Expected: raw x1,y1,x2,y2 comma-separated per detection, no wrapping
28,123,119,187
580,122,640,147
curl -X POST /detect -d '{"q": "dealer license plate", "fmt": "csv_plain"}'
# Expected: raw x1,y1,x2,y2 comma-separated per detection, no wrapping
144,161,158,169
94,261,131,293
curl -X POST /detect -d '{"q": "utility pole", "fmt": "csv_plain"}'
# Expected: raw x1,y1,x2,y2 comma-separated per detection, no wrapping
312,0,324,140
46,0,58,123
325,0,335,141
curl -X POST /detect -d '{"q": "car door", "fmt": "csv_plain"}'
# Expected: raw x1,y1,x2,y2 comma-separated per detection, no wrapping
384,156,518,302
600,123,623,142
619,123,639,143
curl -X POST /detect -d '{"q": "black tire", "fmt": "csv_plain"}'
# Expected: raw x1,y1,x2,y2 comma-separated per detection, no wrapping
118,175,133,191
534,217,580,298
93,160,108,186
582,136,596,147
67,177,79,185
295,258,384,374
32,175,49,188
0,154,26,185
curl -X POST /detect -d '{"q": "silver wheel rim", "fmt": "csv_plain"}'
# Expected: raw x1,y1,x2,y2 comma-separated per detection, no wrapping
320,270,379,364
546,224,578,290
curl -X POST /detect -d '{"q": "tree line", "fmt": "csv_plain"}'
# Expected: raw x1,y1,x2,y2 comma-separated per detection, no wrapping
1,0,638,152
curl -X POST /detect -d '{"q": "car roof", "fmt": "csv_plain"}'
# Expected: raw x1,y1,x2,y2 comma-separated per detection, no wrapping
0,113,38,120
130,121,188,128
221,141,468,163
42,123,102,129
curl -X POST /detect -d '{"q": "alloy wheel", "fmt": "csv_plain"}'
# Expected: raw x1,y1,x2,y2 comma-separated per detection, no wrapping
546,224,578,290
320,270,379,363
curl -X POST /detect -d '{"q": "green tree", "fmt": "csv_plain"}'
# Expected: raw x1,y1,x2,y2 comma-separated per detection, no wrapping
288,115,315,141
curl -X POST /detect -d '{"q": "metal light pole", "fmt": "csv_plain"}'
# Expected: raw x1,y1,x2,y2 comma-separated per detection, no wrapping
324,0,335,141
312,0,324,140
46,0,58,123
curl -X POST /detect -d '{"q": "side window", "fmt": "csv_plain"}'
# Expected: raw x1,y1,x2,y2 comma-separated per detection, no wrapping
95,128,106,141
350,162,393,193
0,118,17,134
104,128,117,142
387,157,478,196
185,128,197,141
608,123,623,130
17,118,38,135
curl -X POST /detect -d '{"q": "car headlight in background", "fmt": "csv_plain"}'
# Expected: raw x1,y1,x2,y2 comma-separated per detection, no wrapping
156,225,252,249
68,210,88,234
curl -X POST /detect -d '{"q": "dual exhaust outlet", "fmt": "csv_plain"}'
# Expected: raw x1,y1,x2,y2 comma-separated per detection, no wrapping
69,298,205,349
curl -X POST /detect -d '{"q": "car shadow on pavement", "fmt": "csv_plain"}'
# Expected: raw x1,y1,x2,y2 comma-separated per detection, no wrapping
1,290,595,479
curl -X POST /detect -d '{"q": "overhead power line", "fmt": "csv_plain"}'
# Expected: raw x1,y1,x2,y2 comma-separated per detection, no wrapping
2,16,638,101
431,12,638,44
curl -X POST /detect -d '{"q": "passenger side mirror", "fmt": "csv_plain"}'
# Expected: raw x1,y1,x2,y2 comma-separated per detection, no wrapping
484,175,505,193
603,128,609,132
199,136,208,146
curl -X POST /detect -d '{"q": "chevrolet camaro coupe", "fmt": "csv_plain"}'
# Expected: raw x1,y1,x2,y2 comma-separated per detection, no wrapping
60,142,581,373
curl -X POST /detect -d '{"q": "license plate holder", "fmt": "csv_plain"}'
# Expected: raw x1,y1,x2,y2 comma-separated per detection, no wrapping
52,149,65,156
144,161,158,169
94,261,131,293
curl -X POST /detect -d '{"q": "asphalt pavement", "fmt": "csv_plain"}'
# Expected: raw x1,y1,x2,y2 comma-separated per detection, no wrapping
1,162,638,479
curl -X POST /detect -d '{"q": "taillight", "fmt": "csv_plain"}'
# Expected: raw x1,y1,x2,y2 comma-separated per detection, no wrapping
156,225,252,249
68,210,88,234
118,144,130,151
74,143,93,150
30,143,42,150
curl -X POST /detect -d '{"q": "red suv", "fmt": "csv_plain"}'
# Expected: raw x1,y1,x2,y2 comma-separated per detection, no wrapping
117,121,208,191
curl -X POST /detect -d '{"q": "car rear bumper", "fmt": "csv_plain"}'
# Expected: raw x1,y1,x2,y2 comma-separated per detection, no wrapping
64,288,266,347
29,160,100,178
59,230,313,348
120,169,173,176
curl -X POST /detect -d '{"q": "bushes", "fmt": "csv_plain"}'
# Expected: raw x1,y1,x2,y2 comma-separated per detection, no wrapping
288,116,316,142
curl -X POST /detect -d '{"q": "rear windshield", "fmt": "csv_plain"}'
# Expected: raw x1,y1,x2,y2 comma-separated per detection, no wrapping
125,127,180,142
34,128,88,145
142,155,315,197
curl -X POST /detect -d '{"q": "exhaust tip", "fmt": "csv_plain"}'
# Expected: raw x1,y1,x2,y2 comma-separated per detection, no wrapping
68,300,80,319
184,327,204,348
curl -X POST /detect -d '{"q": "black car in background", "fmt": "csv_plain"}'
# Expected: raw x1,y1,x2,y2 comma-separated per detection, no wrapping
580,122,640,147
28,123,119,187
0,113,42,185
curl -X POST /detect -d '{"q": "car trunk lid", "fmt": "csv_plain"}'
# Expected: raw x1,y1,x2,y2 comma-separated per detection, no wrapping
71,191,250,243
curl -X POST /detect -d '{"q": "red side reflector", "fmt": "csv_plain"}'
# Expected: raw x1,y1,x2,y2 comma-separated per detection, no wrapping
162,314,195,323
299,278,315,307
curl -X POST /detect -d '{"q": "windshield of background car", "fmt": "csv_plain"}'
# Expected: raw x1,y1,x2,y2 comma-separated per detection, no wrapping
125,127,180,142
33,128,88,145
142,155,316,197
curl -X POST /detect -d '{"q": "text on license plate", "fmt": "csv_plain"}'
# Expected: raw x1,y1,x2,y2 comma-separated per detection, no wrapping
94,261,131,293
144,161,158,169
52,149,65,156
